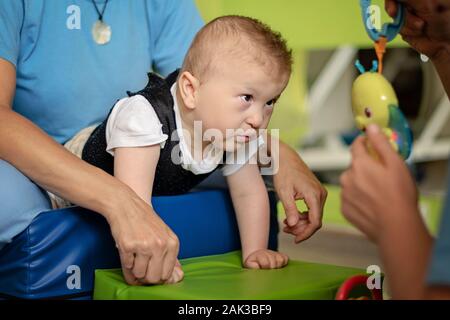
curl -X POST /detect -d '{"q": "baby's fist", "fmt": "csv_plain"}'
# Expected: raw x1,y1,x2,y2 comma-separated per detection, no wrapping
244,249,289,269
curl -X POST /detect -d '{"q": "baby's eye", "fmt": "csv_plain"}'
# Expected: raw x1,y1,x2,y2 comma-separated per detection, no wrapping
364,107,372,118
240,94,253,103
266,99,276,107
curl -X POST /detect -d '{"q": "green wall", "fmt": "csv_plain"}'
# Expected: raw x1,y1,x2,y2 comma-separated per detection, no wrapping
195,0,406,49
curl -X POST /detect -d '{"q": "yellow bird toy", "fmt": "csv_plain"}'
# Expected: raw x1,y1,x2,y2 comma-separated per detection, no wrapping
352,61,412,160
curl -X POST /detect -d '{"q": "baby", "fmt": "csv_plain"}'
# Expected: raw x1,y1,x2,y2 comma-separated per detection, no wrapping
50,15,292,283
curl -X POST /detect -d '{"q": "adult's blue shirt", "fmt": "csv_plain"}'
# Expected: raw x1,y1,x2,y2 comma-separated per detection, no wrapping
0,0,203,143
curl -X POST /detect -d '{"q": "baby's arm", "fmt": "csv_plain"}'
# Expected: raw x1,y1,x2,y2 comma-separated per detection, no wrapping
114,145,160,205
226,161,288,269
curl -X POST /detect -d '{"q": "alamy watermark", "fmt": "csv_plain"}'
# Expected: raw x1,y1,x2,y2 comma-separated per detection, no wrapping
66,264,81,290
66,5,81,30
366,264,382,290
366,4,383,31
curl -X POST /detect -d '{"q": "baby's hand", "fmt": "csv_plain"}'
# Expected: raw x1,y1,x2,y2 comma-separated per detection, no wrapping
243,249,289,269
164,260,184,284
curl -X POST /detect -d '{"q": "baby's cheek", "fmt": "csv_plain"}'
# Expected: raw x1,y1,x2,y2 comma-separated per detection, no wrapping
261,108,274,128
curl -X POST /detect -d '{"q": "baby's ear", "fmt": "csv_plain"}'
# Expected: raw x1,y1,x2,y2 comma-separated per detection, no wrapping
177,71,200,110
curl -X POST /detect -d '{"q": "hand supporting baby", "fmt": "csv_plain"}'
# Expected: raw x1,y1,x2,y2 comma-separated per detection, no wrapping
164,260,184,284
243,249,289,269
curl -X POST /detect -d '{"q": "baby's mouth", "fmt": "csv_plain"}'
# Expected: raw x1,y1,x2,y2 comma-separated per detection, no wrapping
236,135,250,143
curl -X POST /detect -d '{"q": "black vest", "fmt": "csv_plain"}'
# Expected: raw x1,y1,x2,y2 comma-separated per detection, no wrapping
82,70,224,196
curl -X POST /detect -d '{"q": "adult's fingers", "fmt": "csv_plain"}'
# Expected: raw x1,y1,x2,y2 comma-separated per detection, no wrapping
283,214,307,231
400,11,425,37
303,192,323,231
283,217,312,243
365,124,399,166
398,0,434,15
174,266,184,283
278,188,300,227
132,253,151,279
291,196,322,243
142,251,165,284
350,136,372,162
283,214,308,230
340,192,376,241
165,264,184,284
118,247,135,270
120,257,140,285
385,0,398,17
161,238,179,281
426,9,450,41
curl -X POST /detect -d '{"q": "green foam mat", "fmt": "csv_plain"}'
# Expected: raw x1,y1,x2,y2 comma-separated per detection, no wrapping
94,251,369,300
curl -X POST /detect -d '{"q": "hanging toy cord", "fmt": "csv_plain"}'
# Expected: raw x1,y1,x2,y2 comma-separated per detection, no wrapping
374,36,387,74
360,0,405,73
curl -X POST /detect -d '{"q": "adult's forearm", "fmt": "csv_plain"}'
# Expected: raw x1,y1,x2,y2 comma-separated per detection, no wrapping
0,108,126,218
378,204,433,299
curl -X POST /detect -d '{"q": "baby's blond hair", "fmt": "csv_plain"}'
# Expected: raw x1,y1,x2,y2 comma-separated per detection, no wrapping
181,15,292,81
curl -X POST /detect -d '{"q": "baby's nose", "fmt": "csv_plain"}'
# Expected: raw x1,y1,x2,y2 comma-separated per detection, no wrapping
247,111,264,129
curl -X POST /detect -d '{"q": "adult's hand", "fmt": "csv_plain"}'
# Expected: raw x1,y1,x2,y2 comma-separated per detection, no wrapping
385,0,450,61
340,124,418,242
340,125,434,299
273,141,327,243
104,187,181,285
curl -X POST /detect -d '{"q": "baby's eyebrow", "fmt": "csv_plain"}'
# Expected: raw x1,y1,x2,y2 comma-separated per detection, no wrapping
269,94,281,102
241,85,257,94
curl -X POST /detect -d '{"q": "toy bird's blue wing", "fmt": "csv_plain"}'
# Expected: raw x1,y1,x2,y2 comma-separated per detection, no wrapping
388,105,413,159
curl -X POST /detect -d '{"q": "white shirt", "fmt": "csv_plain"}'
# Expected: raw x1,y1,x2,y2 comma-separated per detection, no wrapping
105,84,265,176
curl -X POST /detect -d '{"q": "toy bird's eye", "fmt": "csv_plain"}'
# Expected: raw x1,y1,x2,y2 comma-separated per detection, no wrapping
364,107,372,118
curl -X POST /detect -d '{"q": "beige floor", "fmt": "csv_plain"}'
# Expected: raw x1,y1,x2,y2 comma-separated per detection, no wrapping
278,222,392,298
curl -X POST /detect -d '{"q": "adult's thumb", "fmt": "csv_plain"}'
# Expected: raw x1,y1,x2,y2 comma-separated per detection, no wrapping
385,0,397,18
279,191,300,227
285,206,300,227
366,124,397,163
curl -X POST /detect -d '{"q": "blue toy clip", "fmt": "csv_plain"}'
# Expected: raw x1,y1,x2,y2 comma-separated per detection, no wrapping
360,0,405,42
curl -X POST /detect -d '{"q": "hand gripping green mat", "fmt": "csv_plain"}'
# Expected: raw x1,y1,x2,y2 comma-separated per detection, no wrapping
94,251,376,300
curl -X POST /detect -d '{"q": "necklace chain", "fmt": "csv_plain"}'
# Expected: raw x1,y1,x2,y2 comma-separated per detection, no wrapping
92,0,109,21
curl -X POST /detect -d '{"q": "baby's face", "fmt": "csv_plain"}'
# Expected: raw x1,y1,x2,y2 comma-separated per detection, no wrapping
193,59,289,152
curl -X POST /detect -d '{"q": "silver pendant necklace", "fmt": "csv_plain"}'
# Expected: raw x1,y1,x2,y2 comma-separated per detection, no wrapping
91,0,111,45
